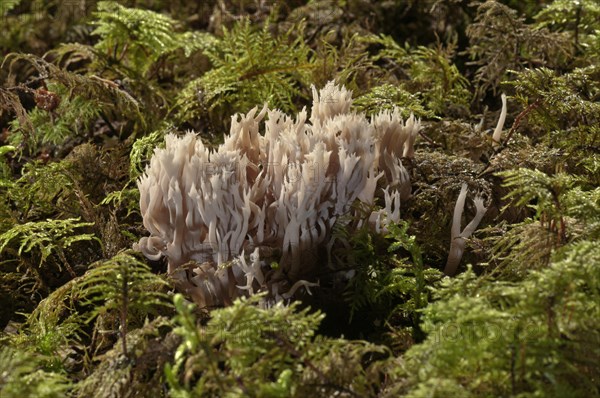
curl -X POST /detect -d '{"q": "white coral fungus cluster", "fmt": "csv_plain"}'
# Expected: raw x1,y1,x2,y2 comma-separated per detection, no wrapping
135,81,421,306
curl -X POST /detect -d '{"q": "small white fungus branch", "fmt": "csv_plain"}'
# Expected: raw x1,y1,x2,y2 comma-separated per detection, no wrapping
492,93,507,144
444,184,487,276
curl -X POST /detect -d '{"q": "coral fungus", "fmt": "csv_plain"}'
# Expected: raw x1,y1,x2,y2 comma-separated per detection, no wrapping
135,81,421,306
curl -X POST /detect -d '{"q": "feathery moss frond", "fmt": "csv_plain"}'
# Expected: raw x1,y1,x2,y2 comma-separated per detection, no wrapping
534,0,600,49
399,240,600,396
0,217,98,275
365,34,471,115
166,293,390,397
175,18,314,127
129,126,169,179
8,82,102,151
78,251,171,356
353,84,434,119
92,1,215,77
467,0,573,99
0,347,71,398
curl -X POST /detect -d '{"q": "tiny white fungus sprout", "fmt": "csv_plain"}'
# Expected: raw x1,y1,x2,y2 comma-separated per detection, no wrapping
492,93,507,144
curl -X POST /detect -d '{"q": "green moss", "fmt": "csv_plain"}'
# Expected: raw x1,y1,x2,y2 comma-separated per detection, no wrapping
0,1,599,396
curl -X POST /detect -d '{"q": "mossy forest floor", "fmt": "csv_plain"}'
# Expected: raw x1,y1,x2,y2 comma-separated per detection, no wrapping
0,1,599,397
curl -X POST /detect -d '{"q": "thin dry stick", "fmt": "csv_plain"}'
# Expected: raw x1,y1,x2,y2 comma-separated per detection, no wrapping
500,98,542,149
